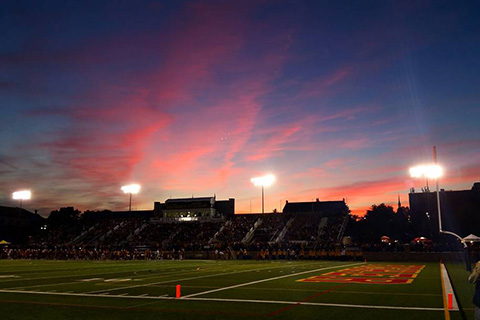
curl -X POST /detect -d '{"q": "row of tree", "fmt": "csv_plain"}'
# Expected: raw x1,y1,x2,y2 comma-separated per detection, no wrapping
345,204,414,242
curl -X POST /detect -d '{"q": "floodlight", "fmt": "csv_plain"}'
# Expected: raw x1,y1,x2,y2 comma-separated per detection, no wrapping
409,164,443,179
121,184,141,212
408,155,466,255
251,174,276,214
121,184,141,194
12,190,31,200
250,174,276,187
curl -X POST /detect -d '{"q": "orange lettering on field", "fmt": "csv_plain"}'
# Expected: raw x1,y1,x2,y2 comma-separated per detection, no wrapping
298,264,424,285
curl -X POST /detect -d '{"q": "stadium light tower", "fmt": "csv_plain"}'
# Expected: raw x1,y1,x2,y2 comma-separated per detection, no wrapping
409,147,463,242
12,190,31,210
121,184,140,213
410,147,470,271
251,174,275,214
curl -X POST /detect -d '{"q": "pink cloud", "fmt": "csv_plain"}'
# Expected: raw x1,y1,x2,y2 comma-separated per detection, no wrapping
299,67,351,98
32,2,268,209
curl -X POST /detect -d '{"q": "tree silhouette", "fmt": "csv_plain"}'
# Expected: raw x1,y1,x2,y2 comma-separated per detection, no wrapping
48,207,81,227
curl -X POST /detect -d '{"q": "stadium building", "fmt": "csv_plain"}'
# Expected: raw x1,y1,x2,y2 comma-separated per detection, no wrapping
409,182,480,238
0,206,45,244
154,196,235,220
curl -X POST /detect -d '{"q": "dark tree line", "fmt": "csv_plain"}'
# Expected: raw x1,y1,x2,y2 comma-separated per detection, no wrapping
345,204,413,243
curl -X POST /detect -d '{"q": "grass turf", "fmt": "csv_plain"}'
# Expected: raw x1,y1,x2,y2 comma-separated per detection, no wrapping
445,261,477,320
0,260,454,319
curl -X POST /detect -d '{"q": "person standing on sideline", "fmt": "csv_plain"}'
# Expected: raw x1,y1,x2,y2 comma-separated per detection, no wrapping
468,261,480,320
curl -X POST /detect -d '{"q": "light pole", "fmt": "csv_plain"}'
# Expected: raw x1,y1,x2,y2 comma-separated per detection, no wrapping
409,163,444,232
251,174,275,214
410,148,470,270
12,190,31,210
121,184,140,213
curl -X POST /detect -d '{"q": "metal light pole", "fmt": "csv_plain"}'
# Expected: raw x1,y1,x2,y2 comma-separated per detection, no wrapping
433,146,442,232
251,174,275,214
261,185,264,214
410,146,470,270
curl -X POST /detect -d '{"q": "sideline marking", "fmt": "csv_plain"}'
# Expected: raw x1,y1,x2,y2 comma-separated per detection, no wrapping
181,262,365,298
440,263,450,320
440,263,458,311
0,288,444,311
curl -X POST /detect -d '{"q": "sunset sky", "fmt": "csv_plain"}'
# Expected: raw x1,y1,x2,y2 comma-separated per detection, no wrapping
1,1,479,217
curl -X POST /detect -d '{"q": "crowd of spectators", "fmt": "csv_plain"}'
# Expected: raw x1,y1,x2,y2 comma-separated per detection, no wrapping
316,216,345,250
2,209,469,261
169,221,223,250
0,212,375,261
96,218,146,247
284,215,322,242
128,222,175,247
0,246,185,260
250,214,284,242
28,213,348,252
213,215,258,245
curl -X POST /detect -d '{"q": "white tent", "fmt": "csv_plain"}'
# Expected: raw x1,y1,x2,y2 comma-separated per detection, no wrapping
462,234,480,243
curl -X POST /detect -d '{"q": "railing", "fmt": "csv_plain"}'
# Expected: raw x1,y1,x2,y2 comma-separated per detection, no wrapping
242,217,262,244
337,215,349,241
273,217,294,243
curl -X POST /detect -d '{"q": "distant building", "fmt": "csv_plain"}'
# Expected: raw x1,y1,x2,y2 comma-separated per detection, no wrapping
154,196,234,220
0,206,46,244
409,182,480,238
282,198,349,217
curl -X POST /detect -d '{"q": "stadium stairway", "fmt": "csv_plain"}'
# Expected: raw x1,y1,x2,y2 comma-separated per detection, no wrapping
125,222,149,242
273,217,294,243
241,217,262,244
317,217,328,237
68,223,99,245
209,220,231,244
337,214,349,242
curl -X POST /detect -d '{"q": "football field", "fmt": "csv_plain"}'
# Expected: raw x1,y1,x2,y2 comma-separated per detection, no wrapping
0,260,470,319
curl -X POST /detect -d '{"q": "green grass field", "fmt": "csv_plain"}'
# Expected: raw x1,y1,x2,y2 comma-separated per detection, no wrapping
0,259,473,319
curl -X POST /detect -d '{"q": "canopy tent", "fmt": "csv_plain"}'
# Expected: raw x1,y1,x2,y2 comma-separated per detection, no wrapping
413,237,433,243
463,234,480,243
0,240,11,245
380,236,391,243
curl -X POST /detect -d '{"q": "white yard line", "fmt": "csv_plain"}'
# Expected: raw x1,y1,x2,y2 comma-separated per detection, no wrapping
0,289,173,300
85,261,333,294
5,264,230,290
7,280,89,290
0,268,156,284
0,263,205,284
181,262,365,298
184,297,445,311
0,288,443,311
